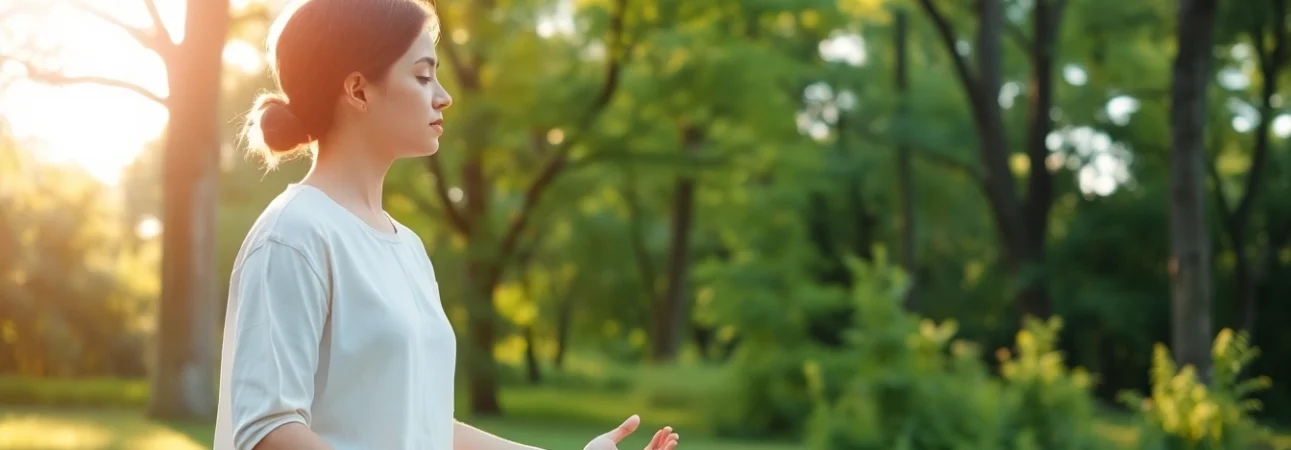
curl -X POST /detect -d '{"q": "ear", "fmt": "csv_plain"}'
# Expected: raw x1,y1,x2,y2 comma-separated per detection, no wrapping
340,71,369,112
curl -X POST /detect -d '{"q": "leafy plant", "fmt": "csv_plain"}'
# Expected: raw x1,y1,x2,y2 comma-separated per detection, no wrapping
800,257,1110,450
1118,329,1273,450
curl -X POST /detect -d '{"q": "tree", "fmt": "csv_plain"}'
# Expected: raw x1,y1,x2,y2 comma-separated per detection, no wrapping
1168,0,1219,378
412,0,630,415
1,0,232,420
1208,0,1287,334
914,0,1067,320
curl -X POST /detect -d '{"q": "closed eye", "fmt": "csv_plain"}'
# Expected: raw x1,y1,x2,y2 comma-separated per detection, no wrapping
416,76,432,85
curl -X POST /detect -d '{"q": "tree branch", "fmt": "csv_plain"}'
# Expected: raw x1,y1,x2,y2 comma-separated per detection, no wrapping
1204,151,1235,240
1004,21,1031,59
850,115,983,180
140,0,168,44
434,7,481,91
1231,0,1286,233
423,155,470,234
66,0,174,57
916,0,982,106
407,190,445,221
493,0,631,267
12,60,166,105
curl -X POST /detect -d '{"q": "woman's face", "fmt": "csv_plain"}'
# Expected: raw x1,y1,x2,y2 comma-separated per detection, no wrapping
361,31,453,158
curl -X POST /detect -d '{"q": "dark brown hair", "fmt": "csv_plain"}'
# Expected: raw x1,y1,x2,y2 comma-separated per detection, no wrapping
242,0,439,168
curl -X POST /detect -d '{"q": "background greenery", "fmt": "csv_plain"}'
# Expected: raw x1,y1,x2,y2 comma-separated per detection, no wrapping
1,0,1289,448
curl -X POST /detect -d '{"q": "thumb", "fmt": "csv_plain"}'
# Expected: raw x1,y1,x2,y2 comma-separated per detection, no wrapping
606,414,640,443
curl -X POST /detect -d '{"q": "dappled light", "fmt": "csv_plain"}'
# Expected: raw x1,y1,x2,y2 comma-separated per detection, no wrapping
1,0,1291,448
0,409,206,450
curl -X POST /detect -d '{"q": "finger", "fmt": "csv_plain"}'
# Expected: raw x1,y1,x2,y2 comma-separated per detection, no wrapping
649,426,673,449
608,414,640,443
646,428,667,449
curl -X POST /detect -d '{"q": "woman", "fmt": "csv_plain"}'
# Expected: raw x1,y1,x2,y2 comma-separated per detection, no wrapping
212,1,681,449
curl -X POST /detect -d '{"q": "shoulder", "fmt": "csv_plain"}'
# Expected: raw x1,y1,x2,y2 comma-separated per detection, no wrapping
235,185,344,267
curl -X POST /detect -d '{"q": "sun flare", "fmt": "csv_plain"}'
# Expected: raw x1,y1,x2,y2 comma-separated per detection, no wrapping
0,0,266,186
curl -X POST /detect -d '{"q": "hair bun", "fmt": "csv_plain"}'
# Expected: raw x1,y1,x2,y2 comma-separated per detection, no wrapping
255,94,312,152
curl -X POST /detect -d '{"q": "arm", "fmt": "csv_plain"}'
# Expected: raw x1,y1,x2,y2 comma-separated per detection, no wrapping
453,421,544,450
254,423,332,450
454,415,679,450
229,240,332,450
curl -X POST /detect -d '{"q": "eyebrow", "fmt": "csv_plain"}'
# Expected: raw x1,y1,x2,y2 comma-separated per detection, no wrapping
415,56,439,69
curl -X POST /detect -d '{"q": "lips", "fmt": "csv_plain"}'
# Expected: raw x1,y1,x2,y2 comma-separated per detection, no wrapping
430,118,443,126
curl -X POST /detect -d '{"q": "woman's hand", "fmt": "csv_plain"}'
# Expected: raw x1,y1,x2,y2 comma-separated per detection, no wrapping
583,415,679,450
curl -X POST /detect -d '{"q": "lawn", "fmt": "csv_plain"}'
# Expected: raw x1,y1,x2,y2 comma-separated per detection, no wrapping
0,406,800,450
0,375,1288,450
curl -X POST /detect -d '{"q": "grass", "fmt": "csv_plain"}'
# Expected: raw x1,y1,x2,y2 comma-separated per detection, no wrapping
0,405,800,450
0,406,209,450
0,374,800,450
2,374,1289,450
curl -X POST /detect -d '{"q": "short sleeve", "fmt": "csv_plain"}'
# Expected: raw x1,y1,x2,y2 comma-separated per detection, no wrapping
227,239,330,450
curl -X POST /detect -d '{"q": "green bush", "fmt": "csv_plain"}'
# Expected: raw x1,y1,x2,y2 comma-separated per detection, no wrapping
997,317,1106,450
1118,329,1273,450
0,375,149,408
803,257,1109,450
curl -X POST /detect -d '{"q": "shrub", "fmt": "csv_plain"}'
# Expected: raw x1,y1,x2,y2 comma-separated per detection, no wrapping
997,317,1106,450
803,257,1109,450
0,376,149,408
1118,329,1273,450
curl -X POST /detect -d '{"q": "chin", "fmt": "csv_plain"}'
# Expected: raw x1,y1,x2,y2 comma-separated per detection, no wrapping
403,140,440,157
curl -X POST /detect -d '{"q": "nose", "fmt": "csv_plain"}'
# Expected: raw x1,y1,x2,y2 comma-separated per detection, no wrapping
433,87,452,111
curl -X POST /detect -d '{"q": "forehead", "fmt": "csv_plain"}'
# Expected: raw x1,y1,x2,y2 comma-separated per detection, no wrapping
400,32,439,65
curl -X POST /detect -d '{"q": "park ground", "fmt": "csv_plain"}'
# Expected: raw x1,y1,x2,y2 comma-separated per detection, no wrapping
0,375,1288,450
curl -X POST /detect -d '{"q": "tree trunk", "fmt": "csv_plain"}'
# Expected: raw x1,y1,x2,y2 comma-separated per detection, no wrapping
915,0,1063,323
553,296,574,369
522,326,541,384
1168,0,1218,377
650,127,702,362
464,258,502,416
149,0,229,422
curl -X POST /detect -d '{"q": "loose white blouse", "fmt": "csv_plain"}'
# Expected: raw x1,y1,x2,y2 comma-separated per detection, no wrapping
213,184,457,450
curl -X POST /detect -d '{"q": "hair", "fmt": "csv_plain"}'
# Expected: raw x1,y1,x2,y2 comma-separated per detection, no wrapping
242,0,440,169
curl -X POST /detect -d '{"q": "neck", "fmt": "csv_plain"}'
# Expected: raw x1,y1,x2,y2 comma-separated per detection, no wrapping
302,133,393,217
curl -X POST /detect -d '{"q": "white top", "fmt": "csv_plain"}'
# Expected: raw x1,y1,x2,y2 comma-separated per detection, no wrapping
213,184,457,450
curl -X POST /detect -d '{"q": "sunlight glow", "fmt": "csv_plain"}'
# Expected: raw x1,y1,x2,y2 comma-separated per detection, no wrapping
0,0,181,185
1049,126,1133,197
136,215,162,240
535,0,575,39
1273,114,1291,138
1063,64,1087,86
224,40,267,75
0,0,267,186
818,32,867,66
1106,96,1140,126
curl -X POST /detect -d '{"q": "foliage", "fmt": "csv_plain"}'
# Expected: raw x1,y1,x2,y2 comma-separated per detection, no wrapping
996,317,1106,450
0,141,157,378
4,0,1291,437
0,375,149,408
1118,329,1274,450
802,258,1108,450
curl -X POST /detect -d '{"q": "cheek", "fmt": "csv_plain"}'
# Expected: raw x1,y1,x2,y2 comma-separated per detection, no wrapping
397,84,434,125
376,86,429,130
